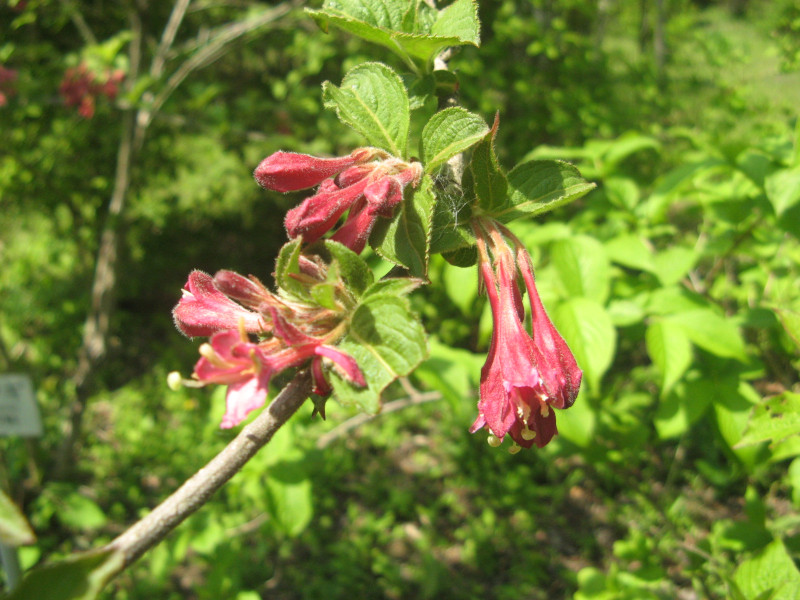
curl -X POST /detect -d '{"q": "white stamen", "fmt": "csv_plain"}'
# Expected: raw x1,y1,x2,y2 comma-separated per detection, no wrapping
167,372,183,391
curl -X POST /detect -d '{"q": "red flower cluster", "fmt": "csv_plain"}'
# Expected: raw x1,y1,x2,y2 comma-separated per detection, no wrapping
254,149,422,253
0,65,18,107
173,266,365,428
173,257,366,428
471,218,582,451
59,64,124,119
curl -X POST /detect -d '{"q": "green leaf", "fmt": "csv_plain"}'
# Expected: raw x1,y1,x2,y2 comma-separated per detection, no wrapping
318,240,374,298
307,0,479,68
323,62,409,156
604,234,656,273
654,377,714,439
667,309,749,362
774,307,800,351
765,167,800,216
550,236,611,305
430,0,480,45
329,295,427,414
361,277,423,300
414,337,482,416
737,392,800,448
3,548,124,600
265,461,313,538
372,173,435,278
555,388,596,448
552,298,616,394
0,489,35,547
274,239,309,300
714,380,764,467
471,114,508,214
652,246,697,286
646,320,693,397
734,540,800,600
491,160,595,223
58,491,108,531
422,107,488,174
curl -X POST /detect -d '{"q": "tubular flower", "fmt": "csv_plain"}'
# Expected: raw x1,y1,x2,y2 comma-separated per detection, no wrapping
173,257,366,429
173,271,268,338
470,218,582,451
254,148,422,252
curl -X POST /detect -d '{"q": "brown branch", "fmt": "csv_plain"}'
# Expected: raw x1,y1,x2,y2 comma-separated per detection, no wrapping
107,370,311,568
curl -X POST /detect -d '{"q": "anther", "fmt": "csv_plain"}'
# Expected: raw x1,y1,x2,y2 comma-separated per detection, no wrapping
487,434,502,447
520,428,537,441
508,444,521,455
167,371,183,391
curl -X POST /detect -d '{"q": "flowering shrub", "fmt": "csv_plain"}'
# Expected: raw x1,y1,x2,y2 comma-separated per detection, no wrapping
0,65,18,107
170,4,595,454
59,64,124,118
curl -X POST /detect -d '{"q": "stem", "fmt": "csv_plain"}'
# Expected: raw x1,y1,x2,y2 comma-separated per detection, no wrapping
107,370,311,568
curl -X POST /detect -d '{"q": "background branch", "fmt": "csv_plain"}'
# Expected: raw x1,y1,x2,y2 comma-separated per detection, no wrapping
107,370,312,568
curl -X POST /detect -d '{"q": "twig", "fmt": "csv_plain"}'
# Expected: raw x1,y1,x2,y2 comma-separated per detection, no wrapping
143,0,301,133
107,370,311,568
316,390,442,449
59,0,97,45
150,0,192,80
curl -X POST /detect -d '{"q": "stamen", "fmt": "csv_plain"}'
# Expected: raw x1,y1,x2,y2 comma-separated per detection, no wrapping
198,343,216,360
508,444,521,455
540,404,550,418
520,428,537,441
487,434,502,447
167,371,183,391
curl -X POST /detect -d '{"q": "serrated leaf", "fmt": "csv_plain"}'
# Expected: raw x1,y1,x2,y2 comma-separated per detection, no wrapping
667,309,749,362
4,548,124,600
413,337,482,415
323,62,409,156
329,295,428,414
371,173,435,278
422,108,488,173
646,320,693,396
318,240,374,297
765,167,800,216
734,540,800,600
307,0,479,68
430,0,480,45
552,298,616,394
492,160,595,223
471,114,508,214
361,277,423,299
0,489,35,547
550,236,611,305
737,392,800,448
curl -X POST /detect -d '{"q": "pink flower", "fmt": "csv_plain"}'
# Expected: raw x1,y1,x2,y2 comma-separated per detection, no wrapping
470,219,582,450
254,148,380,192
254,148,422,252
194,330,272,429
173,271,267,337
176,263,367,428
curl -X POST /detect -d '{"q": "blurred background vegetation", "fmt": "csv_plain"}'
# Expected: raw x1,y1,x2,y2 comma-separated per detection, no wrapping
1,0,800,598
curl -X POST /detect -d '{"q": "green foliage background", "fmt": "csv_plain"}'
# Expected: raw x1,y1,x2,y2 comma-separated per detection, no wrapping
1,0,800,598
